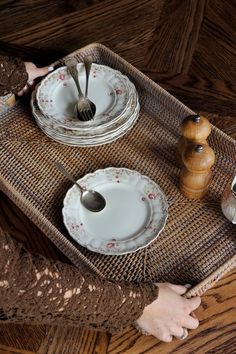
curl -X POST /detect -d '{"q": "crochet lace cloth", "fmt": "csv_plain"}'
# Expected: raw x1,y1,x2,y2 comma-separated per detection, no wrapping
0,55,28,95
0,226,158,332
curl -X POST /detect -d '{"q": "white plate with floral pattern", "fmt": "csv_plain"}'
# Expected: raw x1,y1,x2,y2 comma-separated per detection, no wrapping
34,104,140,146
62,168,168,254
32,89,140,146
36,64,133,129
32,87,138,138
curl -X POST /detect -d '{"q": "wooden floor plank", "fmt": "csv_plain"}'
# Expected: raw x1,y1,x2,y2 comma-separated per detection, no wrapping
189,0,236,81
145,0,207,73
0,324,46,353
0,0,162,68
0,0,108,37
37,326,110,354
145,74,236,116
0,345,35,354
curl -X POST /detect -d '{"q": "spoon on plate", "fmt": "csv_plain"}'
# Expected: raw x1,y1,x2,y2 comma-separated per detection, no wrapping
54,161,106,212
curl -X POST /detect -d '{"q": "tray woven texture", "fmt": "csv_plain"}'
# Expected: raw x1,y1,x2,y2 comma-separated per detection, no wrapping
0,43,235,297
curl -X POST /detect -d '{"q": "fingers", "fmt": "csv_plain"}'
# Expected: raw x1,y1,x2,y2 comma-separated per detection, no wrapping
161,335,173,343
182,314,199,330
154,330,173,343
170,324,185,338
17,84,29,96
187,296,201,312
17,81,35,96
17,88,25,96
136,323,174,343
179,296,200,329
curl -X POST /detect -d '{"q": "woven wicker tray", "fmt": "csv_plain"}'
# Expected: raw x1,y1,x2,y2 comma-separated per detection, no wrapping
0,43,235,297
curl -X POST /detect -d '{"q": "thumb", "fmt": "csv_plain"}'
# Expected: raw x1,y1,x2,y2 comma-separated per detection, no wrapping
36,66,53,77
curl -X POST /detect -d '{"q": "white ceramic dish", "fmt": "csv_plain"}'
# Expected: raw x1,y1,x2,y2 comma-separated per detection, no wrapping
32,88,138,137
62,167,168,254
33,107,140,146
31,92,140,146
36,64,134,129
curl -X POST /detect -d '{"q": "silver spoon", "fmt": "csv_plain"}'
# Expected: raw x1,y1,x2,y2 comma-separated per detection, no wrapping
54,161,106,212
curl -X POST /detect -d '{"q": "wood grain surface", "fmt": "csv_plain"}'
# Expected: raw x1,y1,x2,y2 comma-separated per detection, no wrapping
0,0,235,353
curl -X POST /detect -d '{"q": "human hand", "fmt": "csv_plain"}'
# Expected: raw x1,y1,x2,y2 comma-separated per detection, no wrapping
135,283,201,342
17,62,53,96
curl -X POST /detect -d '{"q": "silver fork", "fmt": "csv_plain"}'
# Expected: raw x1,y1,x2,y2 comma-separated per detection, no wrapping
65,57,96,121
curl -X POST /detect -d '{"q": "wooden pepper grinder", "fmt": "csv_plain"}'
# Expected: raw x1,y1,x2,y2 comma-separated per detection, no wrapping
180,144,215,199
176,115,212,166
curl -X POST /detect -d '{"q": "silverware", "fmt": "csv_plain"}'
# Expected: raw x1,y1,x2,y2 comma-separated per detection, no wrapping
54,161,106,212
65,57,96,121
84,56,93,97
83,55,96,119
84,56,94,97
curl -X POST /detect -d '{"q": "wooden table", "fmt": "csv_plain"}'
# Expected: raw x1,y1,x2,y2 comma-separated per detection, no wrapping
0,0,235,353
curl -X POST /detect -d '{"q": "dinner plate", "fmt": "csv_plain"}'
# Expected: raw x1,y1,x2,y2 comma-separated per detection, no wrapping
31,89,140,146
34,105,140,146
62,168,168,254
36,64,133,129
32,87,139,138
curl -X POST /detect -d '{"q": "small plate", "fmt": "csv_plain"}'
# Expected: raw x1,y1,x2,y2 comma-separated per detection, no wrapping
62,168,168,254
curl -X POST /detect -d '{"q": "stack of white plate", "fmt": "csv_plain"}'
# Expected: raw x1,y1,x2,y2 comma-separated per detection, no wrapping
31,63,140,147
